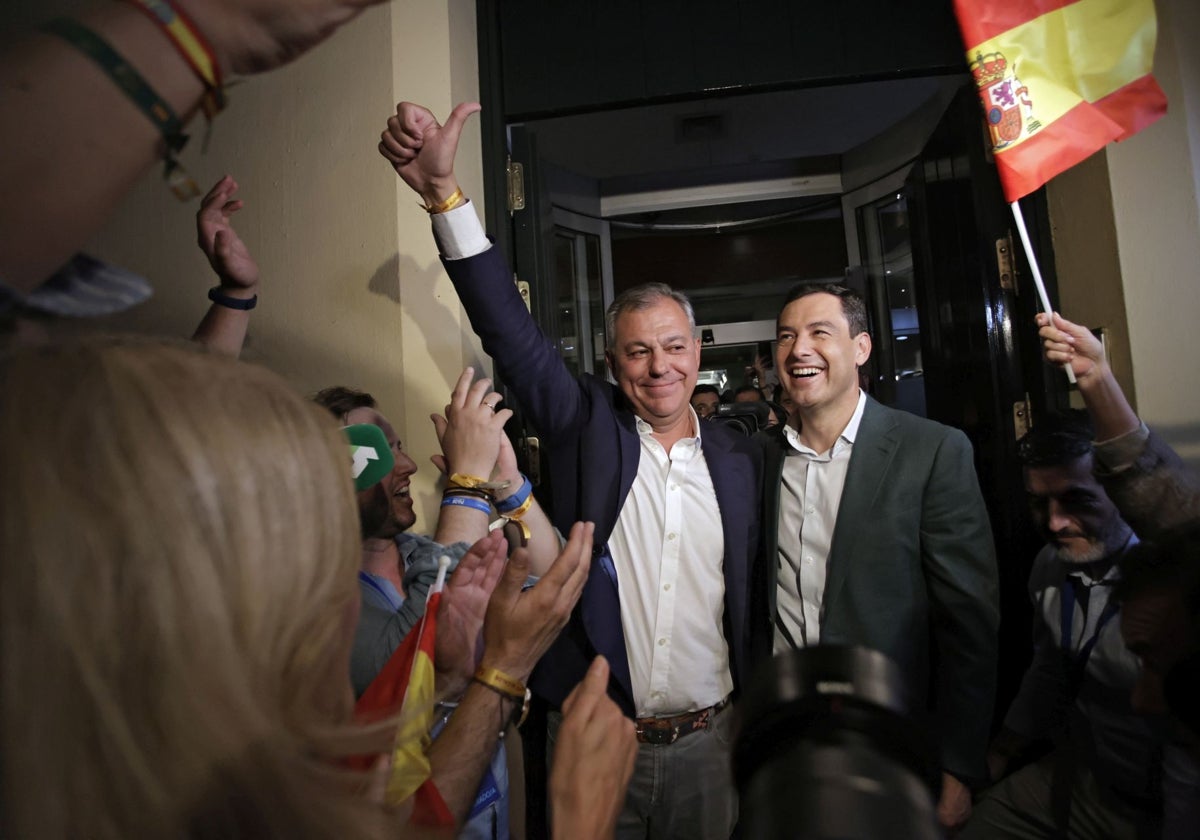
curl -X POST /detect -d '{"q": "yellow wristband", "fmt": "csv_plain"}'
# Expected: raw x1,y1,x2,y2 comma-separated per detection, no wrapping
500,493,534,543
474,666,525,700
448,473,510,493
420,187,466,214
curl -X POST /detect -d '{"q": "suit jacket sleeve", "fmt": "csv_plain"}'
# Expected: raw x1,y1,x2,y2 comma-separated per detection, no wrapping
442,246,589,442
920,428,1000,781
1095,424,1200,540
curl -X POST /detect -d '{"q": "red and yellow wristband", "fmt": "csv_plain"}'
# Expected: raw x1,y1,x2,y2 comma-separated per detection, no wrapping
124,0,225,119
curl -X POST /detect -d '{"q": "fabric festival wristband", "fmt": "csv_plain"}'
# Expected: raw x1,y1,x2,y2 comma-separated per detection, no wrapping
42,18,199,199
42,19,187,156
123,0,225,116
421,187,466,214
474,666,526,700
441,495,490,515
207,286,257,310
495,474,533,513
448,472,509,494
498,493,534,542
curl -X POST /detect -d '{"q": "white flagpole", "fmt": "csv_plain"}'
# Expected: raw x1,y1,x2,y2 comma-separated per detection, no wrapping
1009,199,1077,384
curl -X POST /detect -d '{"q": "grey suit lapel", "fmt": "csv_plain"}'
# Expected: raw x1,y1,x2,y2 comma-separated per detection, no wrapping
822,399,901,613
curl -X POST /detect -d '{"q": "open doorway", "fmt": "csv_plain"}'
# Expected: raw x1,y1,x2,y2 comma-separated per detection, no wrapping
480,28,1056,835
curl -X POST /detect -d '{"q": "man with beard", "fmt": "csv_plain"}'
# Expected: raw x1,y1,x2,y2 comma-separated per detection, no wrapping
965,411,1196,839
315,371,560,840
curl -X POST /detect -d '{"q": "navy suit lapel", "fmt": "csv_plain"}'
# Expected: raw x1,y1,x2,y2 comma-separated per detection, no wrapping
580,406,641,707
822,399,900,614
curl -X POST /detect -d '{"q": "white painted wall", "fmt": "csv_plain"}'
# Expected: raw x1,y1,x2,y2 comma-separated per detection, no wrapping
1107,0,1200,463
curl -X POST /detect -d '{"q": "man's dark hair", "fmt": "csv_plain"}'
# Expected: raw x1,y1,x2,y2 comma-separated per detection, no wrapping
1016,410,1095,468
312,386,376,422
735,385,765,401
780,283,869,338
692,384,721,399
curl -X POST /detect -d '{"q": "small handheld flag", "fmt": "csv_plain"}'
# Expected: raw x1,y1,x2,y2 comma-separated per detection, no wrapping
353,557,455,827
342,423,394,491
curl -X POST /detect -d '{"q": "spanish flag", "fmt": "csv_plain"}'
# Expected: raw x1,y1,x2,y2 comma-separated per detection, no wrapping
354,560,454,827
953,0,1167,202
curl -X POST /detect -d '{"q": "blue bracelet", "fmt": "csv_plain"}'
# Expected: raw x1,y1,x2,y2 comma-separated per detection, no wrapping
495,474,533,514
442,495,491,515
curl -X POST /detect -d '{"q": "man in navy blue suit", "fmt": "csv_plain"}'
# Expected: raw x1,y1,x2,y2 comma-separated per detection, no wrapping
380,100,763,840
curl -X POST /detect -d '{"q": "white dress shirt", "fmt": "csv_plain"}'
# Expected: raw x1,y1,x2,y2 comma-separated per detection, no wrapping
430,204,731,717
774,390,867,652
609,411,730,716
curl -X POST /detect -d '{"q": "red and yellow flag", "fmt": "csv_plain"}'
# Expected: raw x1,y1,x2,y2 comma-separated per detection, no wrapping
354,568,454,827
953,0,1167,202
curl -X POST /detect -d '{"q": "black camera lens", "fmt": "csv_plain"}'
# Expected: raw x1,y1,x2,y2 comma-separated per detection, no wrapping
733,646,941,840
709,402,770,436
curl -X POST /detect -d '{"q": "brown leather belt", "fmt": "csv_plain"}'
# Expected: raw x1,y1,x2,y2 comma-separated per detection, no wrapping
634,698,729,745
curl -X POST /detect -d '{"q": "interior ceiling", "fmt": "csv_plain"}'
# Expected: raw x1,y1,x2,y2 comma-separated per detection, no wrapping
519,76,951,191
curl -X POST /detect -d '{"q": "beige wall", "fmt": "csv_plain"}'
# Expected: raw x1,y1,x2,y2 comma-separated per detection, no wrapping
1046,153,1137,411
1106,0,1200,463
22,0,485,531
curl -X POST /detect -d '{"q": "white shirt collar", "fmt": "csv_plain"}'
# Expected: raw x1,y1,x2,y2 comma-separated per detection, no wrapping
783,389,868,455
634,405,701,442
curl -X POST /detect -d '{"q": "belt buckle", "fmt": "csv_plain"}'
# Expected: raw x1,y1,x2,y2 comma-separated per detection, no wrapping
636,723,679,746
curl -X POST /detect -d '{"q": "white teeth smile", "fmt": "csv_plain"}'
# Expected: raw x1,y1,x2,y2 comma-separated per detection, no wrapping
790,367,822,377
394,487,410,498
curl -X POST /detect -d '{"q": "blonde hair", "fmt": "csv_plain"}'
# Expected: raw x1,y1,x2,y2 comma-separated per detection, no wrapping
0,337,393,838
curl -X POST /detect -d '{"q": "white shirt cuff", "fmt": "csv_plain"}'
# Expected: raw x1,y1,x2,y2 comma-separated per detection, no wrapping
430,200,490,260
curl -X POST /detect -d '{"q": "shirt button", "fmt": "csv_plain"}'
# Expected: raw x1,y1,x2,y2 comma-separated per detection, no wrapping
663,583,671,591
658,638,666,646
804,555,813,564
667,533,677,541
671,483,679,491
805,505,815,514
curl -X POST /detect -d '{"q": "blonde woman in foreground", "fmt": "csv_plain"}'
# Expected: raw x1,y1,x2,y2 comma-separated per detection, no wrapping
0,337,634,839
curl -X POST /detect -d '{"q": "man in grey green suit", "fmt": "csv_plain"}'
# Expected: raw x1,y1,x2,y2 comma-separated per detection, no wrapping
755,283,1000,835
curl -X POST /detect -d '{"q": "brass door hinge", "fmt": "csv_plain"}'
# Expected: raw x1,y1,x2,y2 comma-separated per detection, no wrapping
996,233,1017,292
515,276,531,313
507,159,525,214
1013,393,1032,440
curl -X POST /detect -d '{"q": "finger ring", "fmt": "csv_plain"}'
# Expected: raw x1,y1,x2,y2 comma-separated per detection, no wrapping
485,400,499,412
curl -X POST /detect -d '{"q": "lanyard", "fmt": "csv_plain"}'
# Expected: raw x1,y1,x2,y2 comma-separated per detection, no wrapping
358,571,403,612
1059,578,1119,692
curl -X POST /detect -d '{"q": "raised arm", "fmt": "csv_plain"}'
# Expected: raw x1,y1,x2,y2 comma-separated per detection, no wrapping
1038,311,1200,537
379,100,480,208
378,101,591,443
1037,312,1138,440
0,0,387,293
427,521,593,826
191,176,259,357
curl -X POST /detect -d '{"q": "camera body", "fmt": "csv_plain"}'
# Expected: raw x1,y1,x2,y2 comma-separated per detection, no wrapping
733,646,941,840
707,402,769,436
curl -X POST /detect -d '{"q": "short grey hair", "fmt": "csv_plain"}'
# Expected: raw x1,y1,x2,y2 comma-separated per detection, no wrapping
605,283,697,352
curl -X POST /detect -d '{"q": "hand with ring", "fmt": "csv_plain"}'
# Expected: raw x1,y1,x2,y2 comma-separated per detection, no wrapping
430,367,513,480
